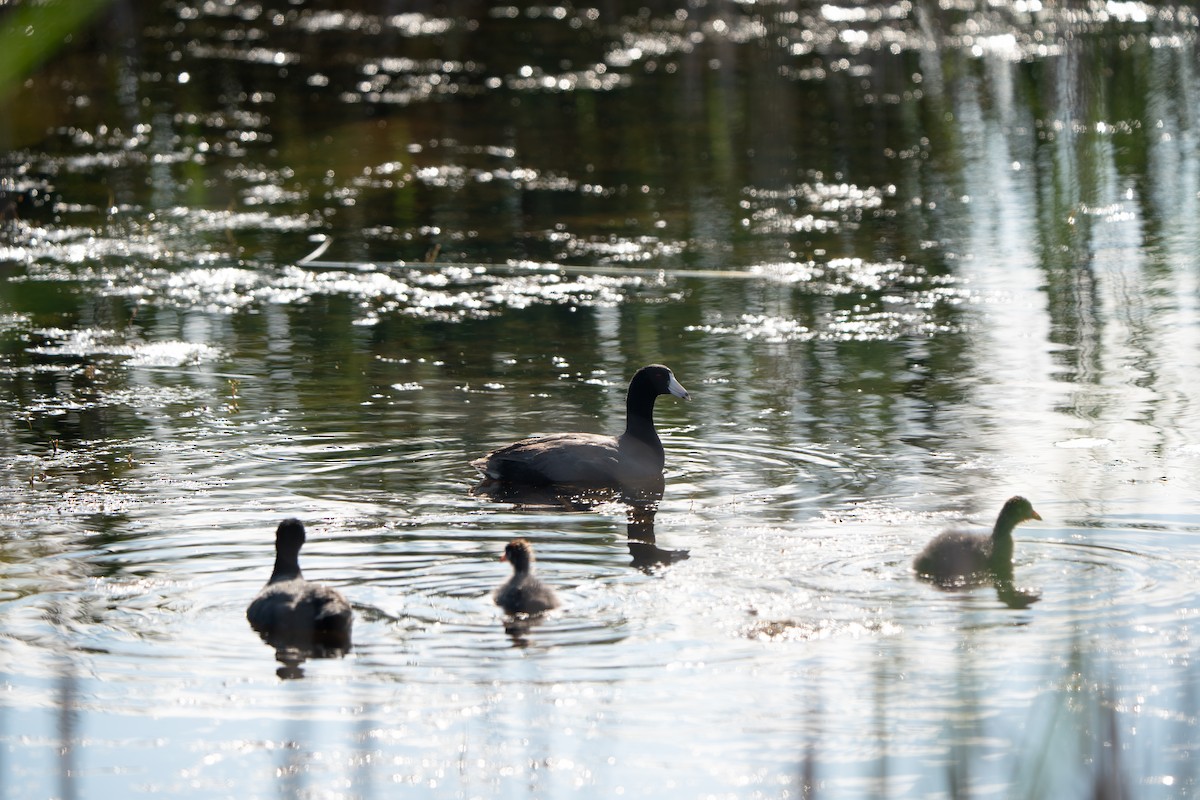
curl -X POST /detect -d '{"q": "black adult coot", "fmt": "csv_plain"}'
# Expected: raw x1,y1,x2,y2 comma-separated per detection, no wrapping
246,518,353,655
494,538,560,615
471,364,690,487
913,496,1042,585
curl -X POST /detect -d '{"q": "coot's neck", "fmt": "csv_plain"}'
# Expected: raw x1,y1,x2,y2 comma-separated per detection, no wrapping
621,384,661,447
619,401,665,479
989,508,1023,569
989,533,1014,566
991,511,1022,540
617,374,668,479
269,547,303,583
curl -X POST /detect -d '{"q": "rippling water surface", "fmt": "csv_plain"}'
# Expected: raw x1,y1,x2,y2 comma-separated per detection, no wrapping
4,0,1200,797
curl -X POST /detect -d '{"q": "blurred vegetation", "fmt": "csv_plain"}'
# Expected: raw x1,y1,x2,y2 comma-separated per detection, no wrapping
0,0,111,98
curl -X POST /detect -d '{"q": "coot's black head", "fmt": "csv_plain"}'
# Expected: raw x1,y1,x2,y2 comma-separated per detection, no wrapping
996,496,1041,532
275,518,307,552
502,538,535,573
629,364,690,402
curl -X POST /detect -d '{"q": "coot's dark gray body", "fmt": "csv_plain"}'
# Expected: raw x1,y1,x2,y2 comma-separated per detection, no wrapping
494,538,560,615
247,518,352,655
472,364,689,487
913,496,1042,585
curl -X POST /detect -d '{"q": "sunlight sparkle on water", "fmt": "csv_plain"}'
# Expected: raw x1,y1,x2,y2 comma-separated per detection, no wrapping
7,0,1200,796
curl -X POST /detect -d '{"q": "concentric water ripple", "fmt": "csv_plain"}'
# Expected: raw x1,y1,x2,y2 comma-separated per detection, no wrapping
665,435,872,514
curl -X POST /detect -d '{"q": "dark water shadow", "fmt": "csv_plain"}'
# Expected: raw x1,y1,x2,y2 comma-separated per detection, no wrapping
469,478,623,511
918,563,1041,610
502,614,550,649
471,476,689,570
249,629,352,681
624,499,690,573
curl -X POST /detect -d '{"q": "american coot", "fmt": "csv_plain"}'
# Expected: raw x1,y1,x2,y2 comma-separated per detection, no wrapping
913,496,1042,586
246,518,353,656
494,538,560,615
471,364,690,487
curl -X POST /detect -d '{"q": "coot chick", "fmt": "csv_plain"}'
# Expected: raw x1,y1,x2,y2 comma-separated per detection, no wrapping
471,364,690,487
913,496,1042,585
246,518,353,655
494,538,560,615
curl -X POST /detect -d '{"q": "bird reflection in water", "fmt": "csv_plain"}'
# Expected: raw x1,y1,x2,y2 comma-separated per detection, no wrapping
917,560,1042,610
470,473,689,569
620,476,689,571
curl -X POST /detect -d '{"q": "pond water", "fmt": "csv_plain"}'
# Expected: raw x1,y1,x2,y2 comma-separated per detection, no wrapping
4,0,1200,797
